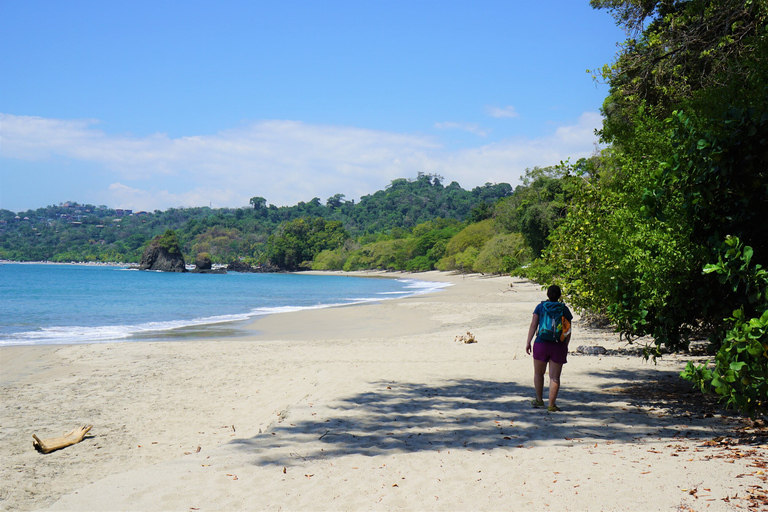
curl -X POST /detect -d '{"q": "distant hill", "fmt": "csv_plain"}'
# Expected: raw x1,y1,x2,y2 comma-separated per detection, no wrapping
0,173,512,264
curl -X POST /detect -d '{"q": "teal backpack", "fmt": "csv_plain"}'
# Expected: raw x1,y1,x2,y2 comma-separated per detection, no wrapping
538,301,565,342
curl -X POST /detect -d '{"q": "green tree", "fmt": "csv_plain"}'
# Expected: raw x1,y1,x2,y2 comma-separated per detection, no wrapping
473,233,531,275
156,229,182,254
591,0,768,144
495,164,576,257
437,219,496,272
267,217,349,270
326,193,346,209
312,249,347,270
249,196,267,210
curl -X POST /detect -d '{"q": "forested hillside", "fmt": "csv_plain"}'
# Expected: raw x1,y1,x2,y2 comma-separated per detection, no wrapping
0,173,515,269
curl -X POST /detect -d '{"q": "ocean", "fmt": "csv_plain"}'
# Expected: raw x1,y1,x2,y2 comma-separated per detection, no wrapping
0,263,447,346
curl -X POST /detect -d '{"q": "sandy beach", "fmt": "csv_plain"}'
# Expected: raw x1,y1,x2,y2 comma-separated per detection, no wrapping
1,271,766,511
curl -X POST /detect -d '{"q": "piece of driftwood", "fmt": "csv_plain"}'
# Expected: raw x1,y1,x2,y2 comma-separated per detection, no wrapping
33,425,92,454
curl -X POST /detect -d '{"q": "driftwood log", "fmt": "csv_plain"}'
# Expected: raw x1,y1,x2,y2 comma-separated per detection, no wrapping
33,425,92,454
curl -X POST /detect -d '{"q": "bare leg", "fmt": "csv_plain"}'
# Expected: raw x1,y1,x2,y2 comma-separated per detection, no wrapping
547,361,563,408
533,358,547,403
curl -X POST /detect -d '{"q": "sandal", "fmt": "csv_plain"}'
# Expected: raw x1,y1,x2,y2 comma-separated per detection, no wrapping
531,399,545,408
547,405,561,412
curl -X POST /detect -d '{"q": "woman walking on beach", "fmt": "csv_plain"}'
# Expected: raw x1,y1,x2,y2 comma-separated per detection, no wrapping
525,284,572,412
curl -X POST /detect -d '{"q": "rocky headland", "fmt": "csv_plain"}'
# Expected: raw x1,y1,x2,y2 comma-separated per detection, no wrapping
138,230,186,272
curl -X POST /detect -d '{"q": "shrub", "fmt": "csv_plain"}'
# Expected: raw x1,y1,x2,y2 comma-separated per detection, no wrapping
473,233,531,274
682,237,768,417
312,249,346,270
405,255,432,271
454,247,479,272
444,219,496,257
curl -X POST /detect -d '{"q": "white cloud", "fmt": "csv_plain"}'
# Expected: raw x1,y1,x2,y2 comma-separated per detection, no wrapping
106,183,240,212
434,121,489,137
441,112,603,185
0,115,102,160
485,105,519,118
0,112,603,211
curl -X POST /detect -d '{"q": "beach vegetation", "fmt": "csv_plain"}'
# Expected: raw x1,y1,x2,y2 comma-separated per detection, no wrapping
682,236,768,417
473,233,530,275
343,238,412,271
435,219,495,272
527,0,768,416
311,248,346,271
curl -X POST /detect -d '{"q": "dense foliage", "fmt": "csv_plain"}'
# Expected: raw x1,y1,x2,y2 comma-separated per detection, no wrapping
306,167,571,274
494,164,577,258
0,175,517,273
267,218,348,270
683,236,768,416
155,229,183,254
525,0,768,416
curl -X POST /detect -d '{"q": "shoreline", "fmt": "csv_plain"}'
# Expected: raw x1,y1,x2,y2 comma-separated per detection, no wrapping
0,268,450,348
1,272,765,511
0,260,128,266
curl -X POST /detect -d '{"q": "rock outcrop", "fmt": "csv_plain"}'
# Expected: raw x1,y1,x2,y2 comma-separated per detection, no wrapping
139,231,186,272
189,267,226,274
194,253,212,270
189,257,226,274
226,261,281,273
226,261,255,272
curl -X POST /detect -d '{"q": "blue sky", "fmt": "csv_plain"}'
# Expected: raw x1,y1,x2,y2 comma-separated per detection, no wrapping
0,0,625,212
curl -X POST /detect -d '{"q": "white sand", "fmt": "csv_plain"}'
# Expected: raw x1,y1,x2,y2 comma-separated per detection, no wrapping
1,271,765,511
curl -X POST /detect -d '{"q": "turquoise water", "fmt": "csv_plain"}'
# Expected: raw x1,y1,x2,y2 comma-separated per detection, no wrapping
0,264,447,346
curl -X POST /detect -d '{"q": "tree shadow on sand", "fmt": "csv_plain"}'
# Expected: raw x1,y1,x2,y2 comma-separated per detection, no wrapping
228,367,738,467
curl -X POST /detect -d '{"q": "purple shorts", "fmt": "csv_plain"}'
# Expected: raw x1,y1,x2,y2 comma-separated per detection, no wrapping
533,342,568,364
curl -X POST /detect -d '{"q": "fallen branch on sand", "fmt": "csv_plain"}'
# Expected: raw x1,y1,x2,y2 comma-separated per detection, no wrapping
33,425,92,454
